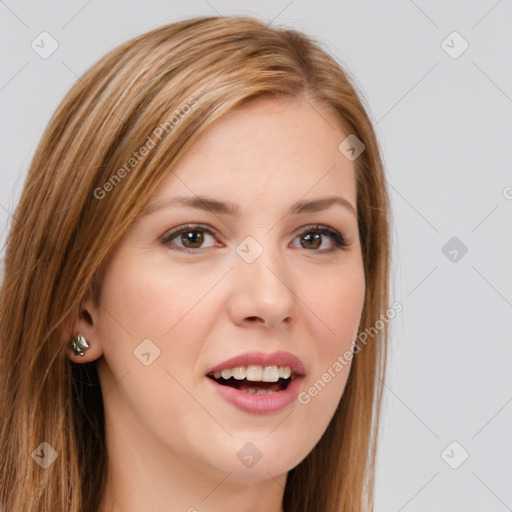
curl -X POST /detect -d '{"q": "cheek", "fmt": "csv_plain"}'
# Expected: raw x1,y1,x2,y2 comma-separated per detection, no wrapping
95,257,223,436
98,255,213,339
306,262,365,355
97,255,225,380
297,262,365,417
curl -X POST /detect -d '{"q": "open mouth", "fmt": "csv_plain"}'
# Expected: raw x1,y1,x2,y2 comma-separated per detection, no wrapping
207,365,294,394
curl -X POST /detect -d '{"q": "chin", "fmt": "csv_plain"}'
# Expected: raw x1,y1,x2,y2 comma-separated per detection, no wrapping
205,434,311,483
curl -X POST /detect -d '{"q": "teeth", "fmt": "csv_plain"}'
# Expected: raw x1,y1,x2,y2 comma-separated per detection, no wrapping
246,365,263,381
211,364,293,382
279,365,292,379
242,388,278,394
262,365,279,382
232,366,246,380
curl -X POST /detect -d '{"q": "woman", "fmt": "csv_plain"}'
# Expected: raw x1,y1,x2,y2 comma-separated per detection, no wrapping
0,15,391,512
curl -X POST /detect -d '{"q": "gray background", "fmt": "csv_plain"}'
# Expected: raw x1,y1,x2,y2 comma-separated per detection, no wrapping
1,1,511,510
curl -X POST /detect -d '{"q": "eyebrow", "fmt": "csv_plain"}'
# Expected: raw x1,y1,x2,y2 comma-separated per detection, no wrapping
143,194,357,218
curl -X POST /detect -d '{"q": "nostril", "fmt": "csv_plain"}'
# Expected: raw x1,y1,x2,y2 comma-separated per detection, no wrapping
244,316,265,324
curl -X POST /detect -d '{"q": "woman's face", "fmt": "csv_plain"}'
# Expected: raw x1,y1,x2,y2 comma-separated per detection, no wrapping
81,96,365,485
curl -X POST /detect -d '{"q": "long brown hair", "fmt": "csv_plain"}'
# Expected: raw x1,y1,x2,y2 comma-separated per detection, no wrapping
0,15,390,511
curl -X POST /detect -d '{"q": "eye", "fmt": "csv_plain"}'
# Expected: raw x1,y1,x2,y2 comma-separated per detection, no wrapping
291,225,350,254
160,223,350,254
160,224,219,252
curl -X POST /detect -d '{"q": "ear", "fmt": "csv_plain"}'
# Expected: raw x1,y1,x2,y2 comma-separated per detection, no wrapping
65,291,104,363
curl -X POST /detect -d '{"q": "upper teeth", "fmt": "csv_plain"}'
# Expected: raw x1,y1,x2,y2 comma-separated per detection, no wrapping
212,365,292,382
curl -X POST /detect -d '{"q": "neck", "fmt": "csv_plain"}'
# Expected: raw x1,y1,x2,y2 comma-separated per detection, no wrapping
97,451,287,512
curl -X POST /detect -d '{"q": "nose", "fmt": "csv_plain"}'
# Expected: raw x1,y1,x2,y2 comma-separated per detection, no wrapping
227,239,298,329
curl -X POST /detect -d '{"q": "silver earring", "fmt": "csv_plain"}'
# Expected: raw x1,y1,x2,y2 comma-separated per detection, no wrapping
70,333,89,356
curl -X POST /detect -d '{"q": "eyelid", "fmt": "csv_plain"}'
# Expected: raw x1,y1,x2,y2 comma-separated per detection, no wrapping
292,224,351,251
160,223,351,253
160,223,219,247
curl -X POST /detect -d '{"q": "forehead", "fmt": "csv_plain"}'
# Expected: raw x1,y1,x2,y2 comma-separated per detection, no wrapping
151,96,357,210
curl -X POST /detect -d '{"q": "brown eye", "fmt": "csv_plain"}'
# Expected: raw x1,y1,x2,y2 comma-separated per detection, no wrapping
161,224,218,252
179,230,204,249
292,225,349,254
161,223,349,254
300,232,322,250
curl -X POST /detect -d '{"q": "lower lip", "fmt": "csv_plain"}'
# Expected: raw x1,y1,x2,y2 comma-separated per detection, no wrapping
206,375,305,415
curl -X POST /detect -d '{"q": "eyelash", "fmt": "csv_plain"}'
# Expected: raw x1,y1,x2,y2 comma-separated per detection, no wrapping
160,223,350,255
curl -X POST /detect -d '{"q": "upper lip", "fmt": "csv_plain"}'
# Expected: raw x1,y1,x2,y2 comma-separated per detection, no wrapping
206,351,305,377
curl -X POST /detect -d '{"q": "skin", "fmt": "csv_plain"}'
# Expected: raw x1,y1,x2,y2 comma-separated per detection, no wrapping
71,96,366,512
